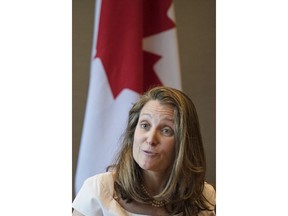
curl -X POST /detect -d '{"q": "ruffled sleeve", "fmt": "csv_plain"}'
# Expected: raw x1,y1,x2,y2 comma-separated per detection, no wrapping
198,182,216,216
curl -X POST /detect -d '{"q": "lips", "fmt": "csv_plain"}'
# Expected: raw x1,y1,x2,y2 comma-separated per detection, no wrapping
142,150,157,156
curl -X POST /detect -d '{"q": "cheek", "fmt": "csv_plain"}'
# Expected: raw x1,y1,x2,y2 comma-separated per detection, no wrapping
165,141,176,162
133,129,142,148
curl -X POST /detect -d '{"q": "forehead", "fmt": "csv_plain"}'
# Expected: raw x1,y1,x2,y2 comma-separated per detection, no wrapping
140,100,175,117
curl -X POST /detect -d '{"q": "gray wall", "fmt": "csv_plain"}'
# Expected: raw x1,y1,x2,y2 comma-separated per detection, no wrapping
73,0,215,198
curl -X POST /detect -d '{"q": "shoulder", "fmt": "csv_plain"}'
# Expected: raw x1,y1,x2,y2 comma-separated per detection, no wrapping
85,172,114,186
203,182,215,194
72,172,116,215
203,182,216,207
83,172,115,195
196,182,216,215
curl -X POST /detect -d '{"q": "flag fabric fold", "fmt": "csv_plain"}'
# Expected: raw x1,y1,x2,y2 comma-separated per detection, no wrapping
75,0,182,194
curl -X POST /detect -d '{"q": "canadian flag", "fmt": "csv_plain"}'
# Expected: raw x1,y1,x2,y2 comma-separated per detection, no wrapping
75,0,182,193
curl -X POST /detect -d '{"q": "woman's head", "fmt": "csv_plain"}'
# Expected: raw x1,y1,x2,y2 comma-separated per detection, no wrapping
114,86,207,214
122,86,205,172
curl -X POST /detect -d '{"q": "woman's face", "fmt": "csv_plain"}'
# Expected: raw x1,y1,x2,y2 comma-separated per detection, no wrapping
133,100,176,174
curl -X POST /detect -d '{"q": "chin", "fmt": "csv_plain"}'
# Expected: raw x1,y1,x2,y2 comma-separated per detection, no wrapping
138,162,156,171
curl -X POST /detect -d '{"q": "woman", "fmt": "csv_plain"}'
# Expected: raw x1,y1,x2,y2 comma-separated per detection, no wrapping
72,86,216,216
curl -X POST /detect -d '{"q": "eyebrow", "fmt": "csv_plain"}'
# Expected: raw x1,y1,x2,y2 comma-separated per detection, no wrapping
140,113,175,123
140,113,152,118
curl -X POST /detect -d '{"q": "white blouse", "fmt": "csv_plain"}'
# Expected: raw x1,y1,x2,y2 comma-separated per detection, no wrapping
72,172,216,216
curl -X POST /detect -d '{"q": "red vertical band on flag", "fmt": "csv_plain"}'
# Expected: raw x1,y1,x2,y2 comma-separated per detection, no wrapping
143,0,175,37
95,0,174,98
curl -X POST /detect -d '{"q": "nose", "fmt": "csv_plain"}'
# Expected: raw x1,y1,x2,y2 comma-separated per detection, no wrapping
146,129,158,145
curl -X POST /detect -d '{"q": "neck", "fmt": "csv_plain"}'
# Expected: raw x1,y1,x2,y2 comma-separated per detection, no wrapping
142,170,167,195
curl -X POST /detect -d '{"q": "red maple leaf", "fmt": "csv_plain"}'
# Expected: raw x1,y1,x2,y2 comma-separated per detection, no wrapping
95,0,175,98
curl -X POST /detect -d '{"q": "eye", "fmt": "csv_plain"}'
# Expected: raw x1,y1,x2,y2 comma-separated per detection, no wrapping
162,127,174,136
140,122,150,130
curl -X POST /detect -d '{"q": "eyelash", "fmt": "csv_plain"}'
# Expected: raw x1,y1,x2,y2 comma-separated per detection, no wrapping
162,128,174,136
140,122,150,129
139,122,174,136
